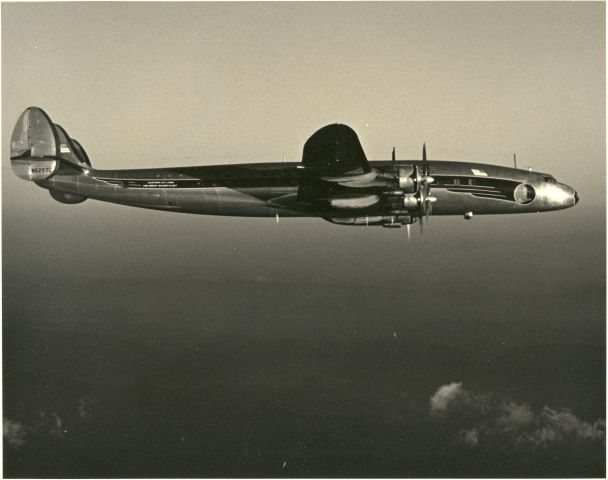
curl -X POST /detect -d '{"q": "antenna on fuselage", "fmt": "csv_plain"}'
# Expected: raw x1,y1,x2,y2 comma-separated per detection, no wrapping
514,152,532,172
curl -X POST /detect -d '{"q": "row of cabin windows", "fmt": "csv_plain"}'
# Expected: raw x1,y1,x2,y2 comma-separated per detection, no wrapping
438,177,479,186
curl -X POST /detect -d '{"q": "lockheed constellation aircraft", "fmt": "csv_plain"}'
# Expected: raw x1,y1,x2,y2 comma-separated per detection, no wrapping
10,107,578,232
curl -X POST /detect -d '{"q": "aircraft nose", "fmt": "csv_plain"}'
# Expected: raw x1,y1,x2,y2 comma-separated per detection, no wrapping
564,185,578,207
563,184,578,208
545,182,578,209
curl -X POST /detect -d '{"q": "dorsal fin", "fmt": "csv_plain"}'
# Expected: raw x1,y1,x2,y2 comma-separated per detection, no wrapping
302,124,370,176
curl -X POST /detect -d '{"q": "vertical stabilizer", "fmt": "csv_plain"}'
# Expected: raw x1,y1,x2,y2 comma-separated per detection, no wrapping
10,107,60,181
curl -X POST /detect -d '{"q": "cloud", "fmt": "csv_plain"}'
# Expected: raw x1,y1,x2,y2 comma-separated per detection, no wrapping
48,412,65,438
460,428,479,447
430,382,463,413
4,396,96,448
498,401,534,430
77,397,92,419
3,418,28,448
525,407,605,446
430,383,605,448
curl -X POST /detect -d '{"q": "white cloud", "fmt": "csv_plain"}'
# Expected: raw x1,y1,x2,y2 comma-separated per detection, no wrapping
460,428,479,447
49,412,65,438
524,407,605,446
3,418,27,448
430,382,463,413
77,397,92,419
430,382,605,448
498,401,534,430
4,396,97,447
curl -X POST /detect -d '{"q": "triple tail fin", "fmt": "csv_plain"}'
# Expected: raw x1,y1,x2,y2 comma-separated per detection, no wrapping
10,107,91,181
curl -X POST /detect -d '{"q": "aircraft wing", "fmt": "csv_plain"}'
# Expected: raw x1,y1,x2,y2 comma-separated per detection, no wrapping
297,124,386,209
301,124,370,176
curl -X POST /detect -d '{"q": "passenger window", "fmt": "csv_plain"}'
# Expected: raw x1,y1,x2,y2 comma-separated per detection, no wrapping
453,178,460,185
468,178,475,185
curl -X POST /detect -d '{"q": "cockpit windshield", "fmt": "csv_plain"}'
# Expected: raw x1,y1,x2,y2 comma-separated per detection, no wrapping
543,176,557,184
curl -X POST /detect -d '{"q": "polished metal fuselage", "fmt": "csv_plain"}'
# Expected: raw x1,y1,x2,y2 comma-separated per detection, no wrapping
37,159,577,217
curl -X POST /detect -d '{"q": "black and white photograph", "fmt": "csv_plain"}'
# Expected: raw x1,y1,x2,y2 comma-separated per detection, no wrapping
2,1,605,477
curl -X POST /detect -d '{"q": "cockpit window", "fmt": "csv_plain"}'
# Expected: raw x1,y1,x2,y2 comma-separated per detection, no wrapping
543,176,556,183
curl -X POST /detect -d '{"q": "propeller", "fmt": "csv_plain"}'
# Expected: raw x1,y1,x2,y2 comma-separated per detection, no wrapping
418,143,436,234
391,144,435,237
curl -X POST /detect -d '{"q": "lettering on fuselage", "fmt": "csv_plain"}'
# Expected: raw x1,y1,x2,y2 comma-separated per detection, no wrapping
128,180,180,188
98,178,203,189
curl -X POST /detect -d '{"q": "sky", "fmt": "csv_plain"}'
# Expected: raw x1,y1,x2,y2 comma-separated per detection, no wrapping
2,2,605,477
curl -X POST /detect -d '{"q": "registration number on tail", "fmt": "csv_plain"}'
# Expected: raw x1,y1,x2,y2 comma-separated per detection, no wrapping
30,167,53,174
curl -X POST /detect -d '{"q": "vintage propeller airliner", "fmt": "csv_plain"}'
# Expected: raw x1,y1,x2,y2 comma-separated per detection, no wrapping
10,107,578,233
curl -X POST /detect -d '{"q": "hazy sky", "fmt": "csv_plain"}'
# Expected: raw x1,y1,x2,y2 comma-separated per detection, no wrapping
2,2,605,203
2,2,605,477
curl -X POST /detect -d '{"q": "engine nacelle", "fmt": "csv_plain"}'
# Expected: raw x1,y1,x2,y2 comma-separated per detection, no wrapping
323,215,415,227
328,194,381,209
402,195,419,209
396,165,418,193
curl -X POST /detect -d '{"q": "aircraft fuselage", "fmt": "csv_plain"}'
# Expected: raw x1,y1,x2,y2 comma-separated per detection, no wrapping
11,107,578,227
37,159,577,218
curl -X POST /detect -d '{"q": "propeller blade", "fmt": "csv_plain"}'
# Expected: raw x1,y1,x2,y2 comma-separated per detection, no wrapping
416,143,433,237
392,147,397,178
422,143,432,196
